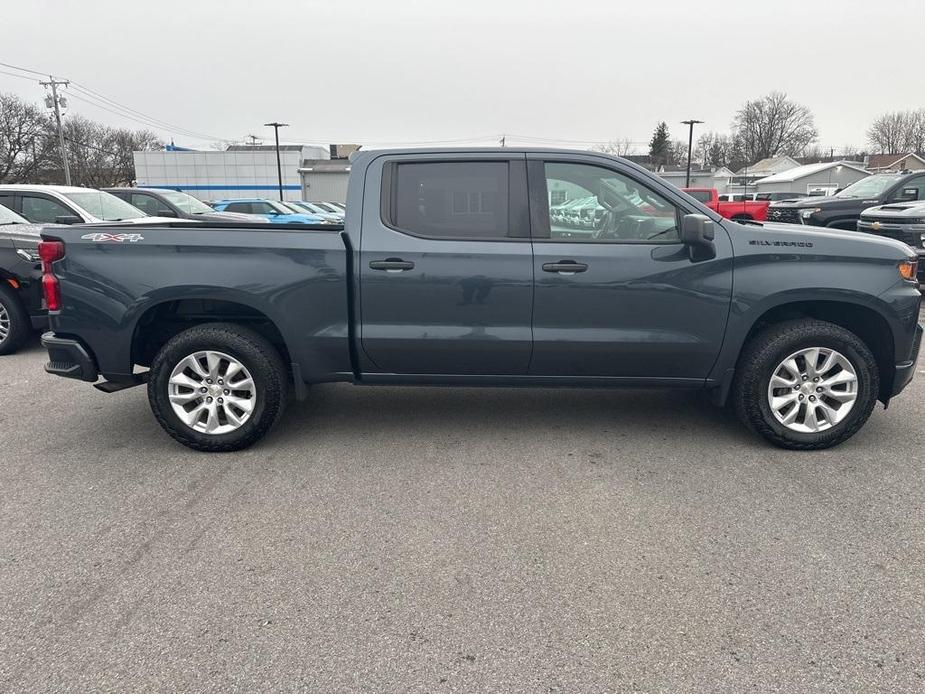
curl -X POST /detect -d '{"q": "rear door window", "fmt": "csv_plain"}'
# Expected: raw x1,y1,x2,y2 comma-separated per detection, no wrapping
20,195,76,223
130,193,163,216
389,161,510,239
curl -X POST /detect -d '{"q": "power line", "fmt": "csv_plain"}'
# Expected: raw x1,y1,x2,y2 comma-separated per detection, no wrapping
0,58,231,142
0,68,38,82
68,82,228,141
0,60,48,77
66,91,224,142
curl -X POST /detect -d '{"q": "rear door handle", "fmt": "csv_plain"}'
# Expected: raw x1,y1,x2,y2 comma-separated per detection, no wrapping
542,261,588,275
369,258,415,272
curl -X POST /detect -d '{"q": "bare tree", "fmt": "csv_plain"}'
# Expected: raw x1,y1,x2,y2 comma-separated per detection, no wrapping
0,92,56,183
63,115,162,187
866,111,912,153
733,91,818,161
591,138,635,156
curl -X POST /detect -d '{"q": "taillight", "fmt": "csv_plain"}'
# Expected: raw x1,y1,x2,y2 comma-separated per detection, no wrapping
37,240,65,311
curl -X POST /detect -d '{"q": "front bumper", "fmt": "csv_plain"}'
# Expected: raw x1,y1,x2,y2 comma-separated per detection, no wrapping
41,332,99,382
891,323,923,397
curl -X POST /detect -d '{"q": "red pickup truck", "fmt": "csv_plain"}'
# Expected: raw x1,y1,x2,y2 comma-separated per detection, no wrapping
683,188,770,221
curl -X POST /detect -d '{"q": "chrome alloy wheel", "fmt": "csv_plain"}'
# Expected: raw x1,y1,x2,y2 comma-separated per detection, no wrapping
0,304,8,343
767,347,858,433
168,350,256,435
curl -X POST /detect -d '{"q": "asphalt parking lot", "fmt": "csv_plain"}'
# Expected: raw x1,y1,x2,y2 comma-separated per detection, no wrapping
1,327,923,693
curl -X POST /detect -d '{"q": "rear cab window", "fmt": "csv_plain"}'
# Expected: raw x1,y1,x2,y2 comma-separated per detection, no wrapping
387,161,512,239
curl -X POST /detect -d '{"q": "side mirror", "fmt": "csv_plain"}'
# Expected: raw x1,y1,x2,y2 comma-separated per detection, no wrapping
54,215,83,225
156,208,178,218
681,214,715,260
681,213,714,245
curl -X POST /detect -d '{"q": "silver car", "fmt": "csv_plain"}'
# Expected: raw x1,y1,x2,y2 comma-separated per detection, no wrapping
858,201,925,282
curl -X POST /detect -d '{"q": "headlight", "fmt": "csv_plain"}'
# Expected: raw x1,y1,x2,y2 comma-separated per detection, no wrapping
800,208,821,219
898,258,918,281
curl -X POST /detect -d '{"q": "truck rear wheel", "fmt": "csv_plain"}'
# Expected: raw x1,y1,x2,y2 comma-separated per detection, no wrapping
148,323,288,452
0,284,31,356
732,319,879,450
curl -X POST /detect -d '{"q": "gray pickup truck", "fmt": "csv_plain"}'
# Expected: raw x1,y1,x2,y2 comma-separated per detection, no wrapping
39,149,922,452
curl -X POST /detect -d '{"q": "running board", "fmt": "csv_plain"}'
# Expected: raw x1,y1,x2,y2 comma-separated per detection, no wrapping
93,372,150,393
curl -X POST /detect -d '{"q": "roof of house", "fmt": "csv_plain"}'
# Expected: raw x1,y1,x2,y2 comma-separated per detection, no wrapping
735,155,801,176
867,153,925,170
755,161,869,184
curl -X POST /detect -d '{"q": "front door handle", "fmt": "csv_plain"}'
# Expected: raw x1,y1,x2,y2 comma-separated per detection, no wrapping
369,258,415,273
542,260,588,275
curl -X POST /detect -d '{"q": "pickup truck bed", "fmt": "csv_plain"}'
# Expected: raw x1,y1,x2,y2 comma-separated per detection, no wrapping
39,148,922,452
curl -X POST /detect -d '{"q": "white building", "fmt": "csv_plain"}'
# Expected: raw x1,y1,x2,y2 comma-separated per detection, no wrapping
133,144,331,202
754,161,869,196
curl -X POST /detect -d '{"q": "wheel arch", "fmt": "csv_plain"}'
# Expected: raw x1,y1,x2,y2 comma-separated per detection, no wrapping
130,295,292,371
715,296,898,404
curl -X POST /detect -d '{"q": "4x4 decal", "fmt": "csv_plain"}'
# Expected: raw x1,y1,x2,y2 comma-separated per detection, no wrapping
80,232,144,243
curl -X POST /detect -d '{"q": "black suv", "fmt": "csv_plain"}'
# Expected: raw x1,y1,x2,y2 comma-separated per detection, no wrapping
0,203,46,354
104,188,266,223
767,171,925,229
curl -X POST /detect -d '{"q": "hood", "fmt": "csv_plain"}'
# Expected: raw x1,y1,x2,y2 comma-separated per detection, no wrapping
770,194,868,210
276,212,327,223
750,220,915,257
190,211,271,223
859,202,925,219
0,222,45,250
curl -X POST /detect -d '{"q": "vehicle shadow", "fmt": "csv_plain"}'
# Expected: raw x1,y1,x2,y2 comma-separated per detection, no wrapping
268,383,757,449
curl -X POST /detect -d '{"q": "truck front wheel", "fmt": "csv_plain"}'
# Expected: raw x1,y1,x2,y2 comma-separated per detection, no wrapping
148,323,288,452
732,319,879,449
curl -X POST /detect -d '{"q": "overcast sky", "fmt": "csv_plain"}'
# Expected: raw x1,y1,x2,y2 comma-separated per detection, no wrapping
2,0,921,153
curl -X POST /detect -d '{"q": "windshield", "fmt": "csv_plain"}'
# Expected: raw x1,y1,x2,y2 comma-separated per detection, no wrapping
314,202,341,213
63,191,146,221
0,203,29,225
835,174,899,199
281,202,307,214
267,200,297,214
154,190,215,215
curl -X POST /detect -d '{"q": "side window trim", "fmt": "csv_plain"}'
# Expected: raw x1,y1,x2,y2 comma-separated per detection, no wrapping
379,158,530,242
527,158,684,244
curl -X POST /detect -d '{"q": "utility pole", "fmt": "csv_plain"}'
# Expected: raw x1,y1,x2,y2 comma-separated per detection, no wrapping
246,134,262,146
264,122,289,201
41,77,71,185
681,119,704,188
499,134,506,147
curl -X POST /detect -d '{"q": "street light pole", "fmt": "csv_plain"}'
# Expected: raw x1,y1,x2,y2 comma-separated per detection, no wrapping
264,121,289,201
681,119,704,188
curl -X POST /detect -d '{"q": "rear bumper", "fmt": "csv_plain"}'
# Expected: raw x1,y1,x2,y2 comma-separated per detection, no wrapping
41,332,99,382
891,323,922,397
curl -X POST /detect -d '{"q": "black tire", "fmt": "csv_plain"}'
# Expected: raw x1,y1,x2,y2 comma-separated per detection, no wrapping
732,319,879,450
148,323,288,452
0,284,31,356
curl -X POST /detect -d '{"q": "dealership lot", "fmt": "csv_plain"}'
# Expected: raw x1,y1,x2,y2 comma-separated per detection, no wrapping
1,330,923,692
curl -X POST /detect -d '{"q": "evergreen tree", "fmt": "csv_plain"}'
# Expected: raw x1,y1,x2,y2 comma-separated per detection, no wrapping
649,122,671,168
